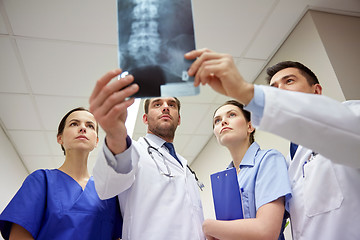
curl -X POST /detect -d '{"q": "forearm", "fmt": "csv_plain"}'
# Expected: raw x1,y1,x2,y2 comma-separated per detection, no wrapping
105,130,128,155
204,198,285,240
203,218,280,240
93,140,136,199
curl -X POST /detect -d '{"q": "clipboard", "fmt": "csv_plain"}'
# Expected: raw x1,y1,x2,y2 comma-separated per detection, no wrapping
210,167,244,220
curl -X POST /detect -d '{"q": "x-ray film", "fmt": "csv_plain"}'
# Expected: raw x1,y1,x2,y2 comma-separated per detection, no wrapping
117,0,199,98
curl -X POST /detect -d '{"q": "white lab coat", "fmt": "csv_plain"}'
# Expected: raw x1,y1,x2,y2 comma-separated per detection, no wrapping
255,86,360,240
93,134,205,240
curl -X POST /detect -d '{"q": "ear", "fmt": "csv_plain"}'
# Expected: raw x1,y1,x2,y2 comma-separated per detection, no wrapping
177,115,181,126
247,122,255,134
57,135,63,145
143,113,148,125
95,137,99,147
314,84,322,95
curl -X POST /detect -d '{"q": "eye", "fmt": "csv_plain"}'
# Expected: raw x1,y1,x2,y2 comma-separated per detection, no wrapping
88,124,95,129
229,112,236,117
286,79,294,84
214,118,221,125
70,122,78,127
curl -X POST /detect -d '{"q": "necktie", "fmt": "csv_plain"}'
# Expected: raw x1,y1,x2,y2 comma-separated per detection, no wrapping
290,142,298,160
163,142,183,166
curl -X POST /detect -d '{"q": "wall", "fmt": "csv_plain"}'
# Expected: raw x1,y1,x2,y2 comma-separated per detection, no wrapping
312,11,360,100
0,126,28,212
0,126,28,239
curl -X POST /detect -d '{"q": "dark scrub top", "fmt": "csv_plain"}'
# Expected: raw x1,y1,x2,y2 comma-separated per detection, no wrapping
0,169,122,240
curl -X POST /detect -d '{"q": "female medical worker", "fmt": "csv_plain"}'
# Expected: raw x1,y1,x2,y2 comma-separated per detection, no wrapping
202,100,292,240
0,107,122,240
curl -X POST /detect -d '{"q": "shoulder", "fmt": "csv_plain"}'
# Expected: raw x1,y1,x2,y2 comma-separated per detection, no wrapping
23,169,59,188
24,169,47,183
256,148,287,167
343,100,360,114
26,169,55,181
257,147,284,159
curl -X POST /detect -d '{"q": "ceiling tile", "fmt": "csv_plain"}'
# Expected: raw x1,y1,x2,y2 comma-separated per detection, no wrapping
177,102,214,134
0,93,42,130
35,95,89,131
45,131,63,156
181,135,210,157
213,93,232,105
0,36,28,93
3,0,117,44
173,134,192,153
178,85,219,104
192,0,276,56
22,155,63,173
245,0,308,59
235,58,267,83
8,130,51,155
16,38,118,97
193,104,221,135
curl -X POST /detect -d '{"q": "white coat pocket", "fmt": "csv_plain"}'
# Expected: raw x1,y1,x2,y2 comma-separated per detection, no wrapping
303,156,344,217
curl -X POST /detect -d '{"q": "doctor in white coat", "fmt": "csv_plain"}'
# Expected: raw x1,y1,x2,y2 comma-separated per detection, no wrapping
185,49,360,240
88,69,205,240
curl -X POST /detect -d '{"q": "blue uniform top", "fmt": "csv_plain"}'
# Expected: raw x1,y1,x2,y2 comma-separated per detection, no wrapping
0,169,122,240
229,142,292,240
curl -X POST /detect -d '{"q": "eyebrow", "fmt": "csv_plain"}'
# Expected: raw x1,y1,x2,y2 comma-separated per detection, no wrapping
68,119,95,125
151,98,161,103
270,74,297,86
151,99,177,106
213,109,237,119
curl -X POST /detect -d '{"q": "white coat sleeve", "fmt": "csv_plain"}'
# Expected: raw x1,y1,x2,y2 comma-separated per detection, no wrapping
258,86,360,169
93,141,138,199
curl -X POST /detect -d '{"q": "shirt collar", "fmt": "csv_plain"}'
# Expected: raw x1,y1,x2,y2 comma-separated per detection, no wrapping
227,142,260,169
145,133,166,148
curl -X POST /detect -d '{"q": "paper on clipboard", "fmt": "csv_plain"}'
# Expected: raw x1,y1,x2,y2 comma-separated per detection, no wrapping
210,167,244,220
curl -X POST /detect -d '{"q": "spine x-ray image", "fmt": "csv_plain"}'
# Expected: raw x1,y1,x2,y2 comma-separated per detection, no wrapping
117,0,199,98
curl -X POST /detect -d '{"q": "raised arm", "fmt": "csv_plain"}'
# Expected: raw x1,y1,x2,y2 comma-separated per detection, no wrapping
259,87,360,167
89,69,140,199
186,49,360,168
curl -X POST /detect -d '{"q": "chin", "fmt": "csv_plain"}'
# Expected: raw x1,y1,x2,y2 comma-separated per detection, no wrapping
219,134,239,146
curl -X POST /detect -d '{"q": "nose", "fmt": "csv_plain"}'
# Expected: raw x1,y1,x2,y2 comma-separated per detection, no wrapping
221,118,228,126
276,82,288,90
162,103,170,113
277,83,285,90
79,125,86,133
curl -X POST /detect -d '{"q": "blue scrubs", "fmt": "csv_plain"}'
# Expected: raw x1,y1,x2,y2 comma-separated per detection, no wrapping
229,142,292,240
0,169,122,240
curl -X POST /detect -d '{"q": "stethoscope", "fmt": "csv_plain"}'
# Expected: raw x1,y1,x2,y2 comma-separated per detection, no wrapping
143,137,204,191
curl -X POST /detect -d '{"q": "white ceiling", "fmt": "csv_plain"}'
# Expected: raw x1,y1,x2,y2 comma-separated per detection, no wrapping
1,0,359,173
